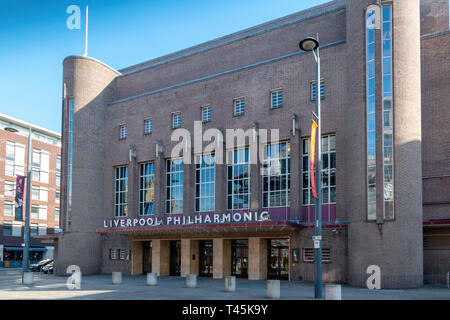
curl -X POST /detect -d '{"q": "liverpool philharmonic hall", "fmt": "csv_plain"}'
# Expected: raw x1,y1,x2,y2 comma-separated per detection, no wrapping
50,0,450,288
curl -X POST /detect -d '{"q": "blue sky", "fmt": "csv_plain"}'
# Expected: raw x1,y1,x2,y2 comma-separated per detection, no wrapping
0,0,329,133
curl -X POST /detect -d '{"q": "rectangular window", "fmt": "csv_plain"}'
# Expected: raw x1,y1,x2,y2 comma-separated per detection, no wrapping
38,225,47,235
201,106,211,123
166,158,184,214
144,118,153,134
5,141,24,177
4,200,14,217
234,98,245,116
12,223,21,237
5,163,14,176
32,169,40,182
110,248,118,260
195,154,215,212
6,141,15,162
119,124,127,139
39,206,47,220
31,149,49,183
32,186,40,200
270,89,283,109
227,148,250,210
3,222,12,236
140,162,155,215
56,156,61,173
115,166,128,217
33,149,41,168
172,112,181,129
31,206,39,219
55,208,60,221
311,80,325,101
262,142,291,208
366,8,377,221
5,181,14,197
30,224,38,237
302,135,336,205
302,248,331,263
56,191,60,203
119,248,126,260
56,174,61,187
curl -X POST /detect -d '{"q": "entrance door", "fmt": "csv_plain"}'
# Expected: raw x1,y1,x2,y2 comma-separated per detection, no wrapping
199,240,213,277
169,240,181,276
143,241,152,274
231,240,248,278
267,239,289,280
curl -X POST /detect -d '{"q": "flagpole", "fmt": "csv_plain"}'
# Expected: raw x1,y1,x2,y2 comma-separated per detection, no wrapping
22,123,32,277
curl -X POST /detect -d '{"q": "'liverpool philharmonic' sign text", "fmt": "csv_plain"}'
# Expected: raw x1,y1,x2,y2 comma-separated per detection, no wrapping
103,211,270,229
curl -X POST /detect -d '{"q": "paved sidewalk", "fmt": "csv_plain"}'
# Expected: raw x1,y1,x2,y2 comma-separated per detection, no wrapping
0,269,449,300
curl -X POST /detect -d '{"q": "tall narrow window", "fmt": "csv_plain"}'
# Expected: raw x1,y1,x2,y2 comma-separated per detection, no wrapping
366,8,377,220
311,80,325,101
140,162,155,215
270,89,283,109
4,200,14,217
234,98,245,116
56,156,61,173
119,124,127,139
172,112,181,129
115,166,128,217
166,158,184,213
5,181,14,197
382,5,394,220
201,106,211,123
302,135,336,205
195,154,215,212
55,208,60,221
262,142,290,208
144,118,153,134
227,148,250,210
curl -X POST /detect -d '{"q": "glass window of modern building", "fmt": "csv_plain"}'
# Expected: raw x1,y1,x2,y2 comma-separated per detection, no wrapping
234,98,245,116
140,162,155,215
32,149,49,183
31,205,39,219
227,148,250,210
115,166,129,217
195,153,215,212
4,200,14,217
166,158,184,213
5,141,24,177
55,208,60,222
270,89,283,109
262,141,291,208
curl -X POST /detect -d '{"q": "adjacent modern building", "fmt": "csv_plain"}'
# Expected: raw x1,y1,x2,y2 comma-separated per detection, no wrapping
0,114,61,268
51,0,449,288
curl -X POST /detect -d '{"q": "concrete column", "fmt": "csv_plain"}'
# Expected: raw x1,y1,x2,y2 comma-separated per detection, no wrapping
248,237,267,280
183,162,194,214
131,241,143,275
181,239,199,277
112,272,122,284
151,239,170,276
128,159,139,218
213,238,231,279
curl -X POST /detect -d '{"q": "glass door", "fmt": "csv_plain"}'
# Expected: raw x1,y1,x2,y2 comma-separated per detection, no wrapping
267,239,289,280
143,241,152,274
170,240,181,276
231,240,248,278
199,240,213,277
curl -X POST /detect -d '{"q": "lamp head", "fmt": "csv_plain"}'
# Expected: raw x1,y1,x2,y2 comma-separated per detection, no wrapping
4,127,18,133
299,37,319,52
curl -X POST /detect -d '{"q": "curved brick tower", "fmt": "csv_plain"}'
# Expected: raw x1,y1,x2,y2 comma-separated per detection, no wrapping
55,56,119,275
345,0,423,288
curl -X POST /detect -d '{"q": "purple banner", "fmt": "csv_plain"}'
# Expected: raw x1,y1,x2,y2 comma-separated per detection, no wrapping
14,175,25,221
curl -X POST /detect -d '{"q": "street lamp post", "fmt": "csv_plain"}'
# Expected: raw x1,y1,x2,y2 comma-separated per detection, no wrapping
299,36,323,299
4,124,32,280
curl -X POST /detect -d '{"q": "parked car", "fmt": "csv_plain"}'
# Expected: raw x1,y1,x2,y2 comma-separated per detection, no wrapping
42,261,54,274
30,259,53,272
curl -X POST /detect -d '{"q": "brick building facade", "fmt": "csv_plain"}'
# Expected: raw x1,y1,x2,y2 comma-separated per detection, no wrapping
52,0,450,288
0,114,61,268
